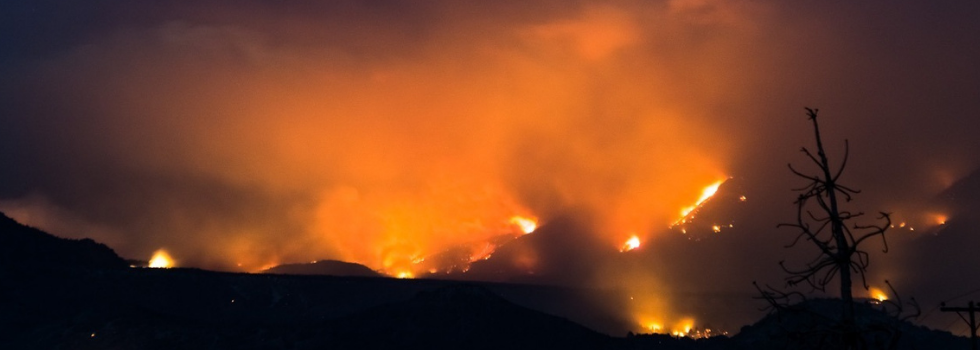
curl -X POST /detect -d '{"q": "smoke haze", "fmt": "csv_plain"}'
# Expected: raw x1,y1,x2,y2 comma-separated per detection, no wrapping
2,0,980,334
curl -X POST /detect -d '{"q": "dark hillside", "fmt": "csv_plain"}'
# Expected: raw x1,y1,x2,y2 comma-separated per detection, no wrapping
0,211,126,271
308,284,617,350
733,299,967,350
262,259,382,277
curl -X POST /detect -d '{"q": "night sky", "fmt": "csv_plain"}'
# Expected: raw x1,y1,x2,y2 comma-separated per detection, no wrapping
2,0,979,334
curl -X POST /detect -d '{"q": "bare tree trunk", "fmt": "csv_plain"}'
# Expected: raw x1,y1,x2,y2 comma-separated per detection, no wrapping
807,111,856,346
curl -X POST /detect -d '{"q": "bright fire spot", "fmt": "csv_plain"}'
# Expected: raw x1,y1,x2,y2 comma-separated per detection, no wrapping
672,318,696,337
869,287,888,302
148,249,174,268
510,215,538,234
621,235,641,252
646,323,663,332
899,222,906,228
673,179,727,226
711,225,721,233
395,271,414,279
679,205,697,219
934,214,948,225
696,181,724,206
739,195,747,202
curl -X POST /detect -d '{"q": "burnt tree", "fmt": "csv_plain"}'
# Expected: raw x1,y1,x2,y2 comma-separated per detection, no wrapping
778,108,891,327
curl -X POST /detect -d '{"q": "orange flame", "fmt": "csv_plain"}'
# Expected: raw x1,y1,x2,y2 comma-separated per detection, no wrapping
869,287,888,302
673,179,727,226
148,249,174,268
621,235,641,252
510,215,538,234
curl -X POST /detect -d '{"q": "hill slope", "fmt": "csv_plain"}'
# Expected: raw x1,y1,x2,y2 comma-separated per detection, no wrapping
0,211,126,271
262,259,382,277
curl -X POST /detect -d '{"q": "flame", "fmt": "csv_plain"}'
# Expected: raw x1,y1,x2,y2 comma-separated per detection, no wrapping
395,271,414,279
869,287,888,302
671,318,696,337
672,179,727,226
148,249,174,268
695,181,724,206
510,215,538,234
621,235,641,252
933,214,948,225
711,225,721,233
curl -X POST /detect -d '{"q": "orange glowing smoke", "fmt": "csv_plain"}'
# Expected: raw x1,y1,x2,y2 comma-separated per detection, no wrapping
308,182,538,277
26,2,742,274
621,235,641,252
148,249,174,268
510,215,539,234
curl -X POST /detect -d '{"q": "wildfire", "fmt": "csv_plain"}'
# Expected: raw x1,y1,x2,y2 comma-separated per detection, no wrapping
395,271,414,279
621,235,641,252
636,314,712,338
869,287,888,303
148,249,174,268
661,318,696,337
672,179,726,226
510,215,538,234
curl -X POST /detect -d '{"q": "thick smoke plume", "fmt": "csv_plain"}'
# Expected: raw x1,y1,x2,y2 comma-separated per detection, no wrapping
2,0,980,333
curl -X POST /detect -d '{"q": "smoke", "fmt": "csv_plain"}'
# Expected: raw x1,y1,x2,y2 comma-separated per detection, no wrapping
2,0,980,332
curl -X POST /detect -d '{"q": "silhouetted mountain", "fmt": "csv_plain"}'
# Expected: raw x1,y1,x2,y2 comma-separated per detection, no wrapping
937,167,980,211
309,284,618,350
262,259,381,277
0,211,126,272
733,299,967,349
890,167,980,318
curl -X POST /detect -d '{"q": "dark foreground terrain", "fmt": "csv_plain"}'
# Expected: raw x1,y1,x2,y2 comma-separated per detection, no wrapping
0,212,968,349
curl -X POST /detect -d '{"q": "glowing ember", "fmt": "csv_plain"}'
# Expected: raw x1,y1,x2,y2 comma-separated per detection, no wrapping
621,235,641,252
711,225,722,233
510,215,538,234
933,214,948,225
148,249,174,268
739,195,747,202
